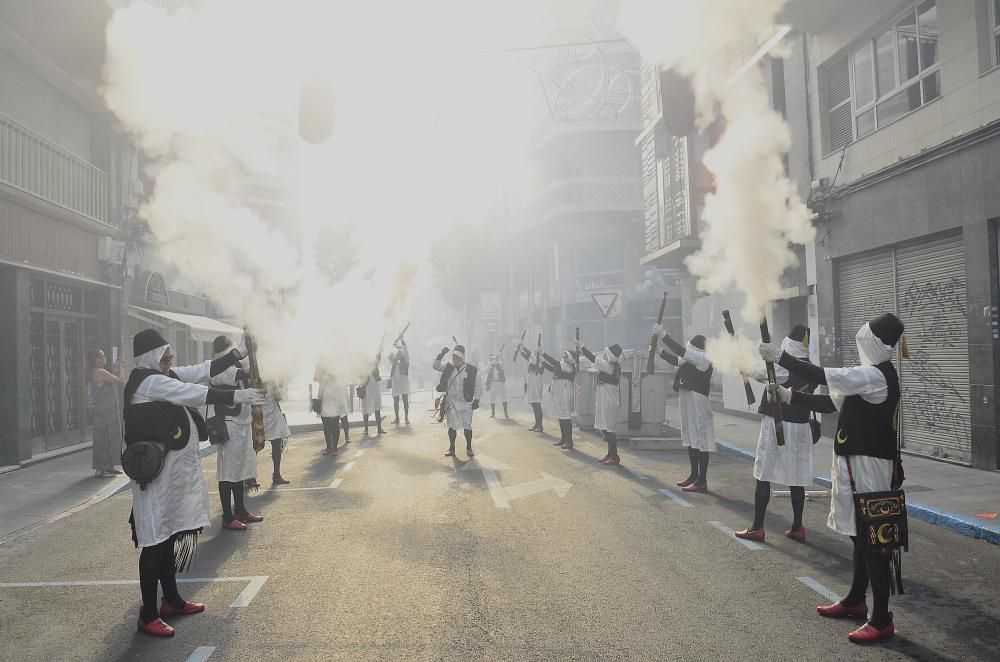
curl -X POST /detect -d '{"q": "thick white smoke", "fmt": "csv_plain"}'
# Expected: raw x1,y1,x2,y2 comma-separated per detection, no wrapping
618,0,815,371
103,0,541,384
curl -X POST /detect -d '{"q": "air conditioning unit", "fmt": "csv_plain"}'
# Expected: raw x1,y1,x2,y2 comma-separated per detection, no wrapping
98,237,126,263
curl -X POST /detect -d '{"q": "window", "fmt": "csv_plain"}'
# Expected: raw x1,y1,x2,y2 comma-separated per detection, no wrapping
824,1,940,150
992,0,1000,65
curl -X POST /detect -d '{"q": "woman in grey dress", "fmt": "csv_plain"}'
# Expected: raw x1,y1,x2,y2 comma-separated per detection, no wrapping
88,348,125,476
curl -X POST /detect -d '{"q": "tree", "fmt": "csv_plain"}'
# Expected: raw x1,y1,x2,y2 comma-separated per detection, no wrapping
430,222,505,312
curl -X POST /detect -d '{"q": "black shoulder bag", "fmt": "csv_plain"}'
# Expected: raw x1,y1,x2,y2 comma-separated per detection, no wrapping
846,456,908,594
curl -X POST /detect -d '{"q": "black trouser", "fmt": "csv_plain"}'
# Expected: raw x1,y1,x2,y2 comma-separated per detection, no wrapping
447,428,473,452
270,438,283,478
393,394,409,420
530,403,543,429
604,431,618,458
685,447,710,483
558,419,573,444
842,536,892,628
751,480,804,531
341,416,350,442
219,481,246,522
321,416,341,451
139,536,185,623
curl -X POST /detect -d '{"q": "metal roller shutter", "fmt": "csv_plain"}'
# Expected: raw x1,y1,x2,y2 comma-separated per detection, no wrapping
0,49,58,142
837,249,894,367
895,233,970,463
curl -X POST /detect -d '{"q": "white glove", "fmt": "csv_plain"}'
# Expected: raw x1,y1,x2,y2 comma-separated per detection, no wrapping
575,339,584,350
234,388,266,405
767,383,792,404
758,342,783,363
653,322,667,339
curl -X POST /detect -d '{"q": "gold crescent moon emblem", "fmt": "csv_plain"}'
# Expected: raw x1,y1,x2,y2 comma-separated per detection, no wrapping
173,426,183,440
876,523,893,544
835,429,847,444
679,378,685,385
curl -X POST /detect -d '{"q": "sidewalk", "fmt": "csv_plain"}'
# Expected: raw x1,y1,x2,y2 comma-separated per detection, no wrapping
711,411,1000,546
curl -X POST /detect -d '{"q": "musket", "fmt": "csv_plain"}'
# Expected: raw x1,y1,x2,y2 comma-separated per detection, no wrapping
722,309,756,406
760,317,785,446
512,329,527,362
243,328,267,454
647,292,667,375
534,333,542,369
574,327,580,368
392,322,410,347
498,341,507,355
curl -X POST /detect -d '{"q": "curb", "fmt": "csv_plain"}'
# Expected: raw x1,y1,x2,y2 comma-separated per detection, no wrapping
716,440,999,546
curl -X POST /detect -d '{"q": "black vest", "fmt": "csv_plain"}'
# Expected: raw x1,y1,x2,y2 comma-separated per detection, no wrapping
598,362,621,386
758,362,817,424
834,362,900,460
123,369,208,448
673,361,712,396
437,363,479,402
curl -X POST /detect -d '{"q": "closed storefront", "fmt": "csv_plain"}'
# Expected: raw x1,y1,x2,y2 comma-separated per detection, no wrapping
836,231,970,464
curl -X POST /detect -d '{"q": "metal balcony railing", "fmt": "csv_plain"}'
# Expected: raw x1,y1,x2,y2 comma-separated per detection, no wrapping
0,113,109,225
533,176,641,222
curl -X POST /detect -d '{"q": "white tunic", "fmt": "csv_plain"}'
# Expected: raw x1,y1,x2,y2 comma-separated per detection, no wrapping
128,354,213,549
211,366,257,484
676,345,715,452
549,372,575,420
390,348,411,397
750,356,814,486
318,374,349,418
525,371,543,404
824,361,893,536
484,364,507,404
263,390,291,441
592,355,621,434
362,372,383,415
433,359,482,430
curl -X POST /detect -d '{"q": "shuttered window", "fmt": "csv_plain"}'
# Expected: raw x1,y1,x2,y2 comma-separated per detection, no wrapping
825,55,853,152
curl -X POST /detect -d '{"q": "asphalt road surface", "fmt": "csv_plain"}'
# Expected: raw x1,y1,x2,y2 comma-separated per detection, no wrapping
1,401,998,661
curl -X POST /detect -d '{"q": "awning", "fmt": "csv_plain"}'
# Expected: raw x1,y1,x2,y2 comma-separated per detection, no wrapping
129,306,243,343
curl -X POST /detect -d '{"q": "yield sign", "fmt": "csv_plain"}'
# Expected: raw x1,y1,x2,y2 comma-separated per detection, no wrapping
591,292,619,319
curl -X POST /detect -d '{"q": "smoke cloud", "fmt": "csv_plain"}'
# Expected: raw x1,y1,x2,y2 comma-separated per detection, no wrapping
618,0,814,364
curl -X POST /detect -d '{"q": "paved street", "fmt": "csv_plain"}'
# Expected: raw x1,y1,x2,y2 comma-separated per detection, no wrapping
1,399,998,661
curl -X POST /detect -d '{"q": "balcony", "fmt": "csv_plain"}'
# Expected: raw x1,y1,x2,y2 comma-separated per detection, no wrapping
532,176,641,224
0,113,110,226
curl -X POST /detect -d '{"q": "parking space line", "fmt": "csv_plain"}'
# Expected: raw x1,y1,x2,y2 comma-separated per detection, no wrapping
344,461,356,472
657,488,693,508
329,478,342,489
0,576,269,608
186,646,216,661
354,449,366,458
797,576,840,603
709,521,764,550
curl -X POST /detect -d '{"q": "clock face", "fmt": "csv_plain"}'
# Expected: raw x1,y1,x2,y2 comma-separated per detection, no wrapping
529,17,641,122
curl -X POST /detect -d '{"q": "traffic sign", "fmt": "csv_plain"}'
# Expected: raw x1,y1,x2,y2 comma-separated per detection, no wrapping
591,292,620,319
485,320,499,333
480,293,501,320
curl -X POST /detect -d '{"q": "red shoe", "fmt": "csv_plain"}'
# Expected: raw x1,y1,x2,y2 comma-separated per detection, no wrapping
849,619,895,644
599,455,610,463
784,527,806,542
444,450,456,457
137,617,175,637
560,442,573,450
222,519,247,531
159,600,205,617
238,512,264,523
734,528,765,541
603,456,621,466
682,481,707,493
817,602,868,619
676,477,695,488
466,449,475,457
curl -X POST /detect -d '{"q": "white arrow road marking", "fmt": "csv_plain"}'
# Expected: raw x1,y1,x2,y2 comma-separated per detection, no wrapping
186,646,216,662
503,472,573,501
657,488,693,508
708,521,764,551
0,576,269,608
797,576,840,603
481,464,510,509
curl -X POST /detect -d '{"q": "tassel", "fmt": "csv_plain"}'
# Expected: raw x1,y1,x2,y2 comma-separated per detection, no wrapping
173,532,199,574
900,336,910,359
891,548,904,595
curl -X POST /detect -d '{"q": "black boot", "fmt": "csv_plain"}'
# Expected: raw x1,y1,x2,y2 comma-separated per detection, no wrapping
503,402,509,419
376,410,386,434
363,414,370,436
490,404,496,418
464,429,474,457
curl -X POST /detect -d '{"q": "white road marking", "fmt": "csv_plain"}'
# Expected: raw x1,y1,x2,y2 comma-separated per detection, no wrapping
457,454,512,472
657,488,693,508
354,449,366,458
709,521,764,551
344,461,356,472
186,646,216,662
0,576,269,608
624,466,649,481
329,478,342,489
481,465,510,509
503,473,573,501
797,576,840,603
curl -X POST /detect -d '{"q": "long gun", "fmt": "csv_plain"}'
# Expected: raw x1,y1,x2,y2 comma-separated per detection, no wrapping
393,322,410,347
534,333,542,369
243,328,267,454
759,317,785,446
647,292,667,375
722,309,756,406
512,329,527,362
575,327,580,368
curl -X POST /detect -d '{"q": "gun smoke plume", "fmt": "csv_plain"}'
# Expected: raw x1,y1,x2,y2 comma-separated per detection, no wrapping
618,0,815,372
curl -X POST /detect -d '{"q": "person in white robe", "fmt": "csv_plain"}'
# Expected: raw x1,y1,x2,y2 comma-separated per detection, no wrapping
315,365,350,456
361,354,386,436
576,341,624,465
124,328,263,637
653,324,716,491
432,344,483,457
735,325,818,543
760,312,905,644
518,345,545,432
264,383,292,485
484,354,509,419
209,336,264,531
541,350,577,449
389,340,412,425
